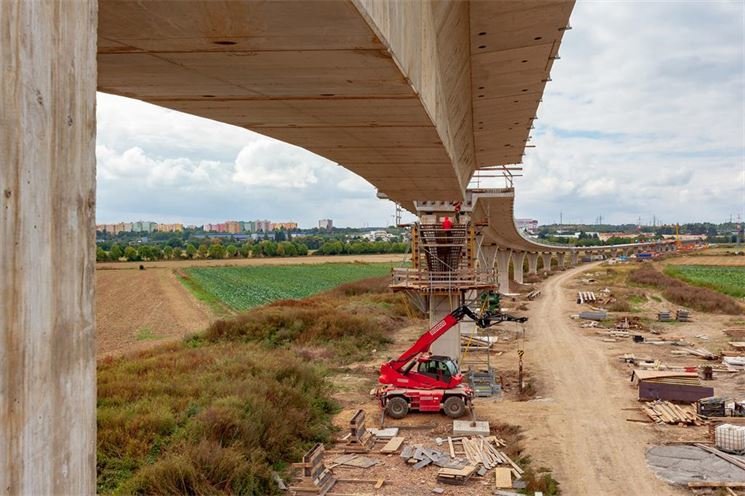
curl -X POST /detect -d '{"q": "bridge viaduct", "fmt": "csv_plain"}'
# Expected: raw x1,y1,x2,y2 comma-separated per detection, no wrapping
1,1,676,493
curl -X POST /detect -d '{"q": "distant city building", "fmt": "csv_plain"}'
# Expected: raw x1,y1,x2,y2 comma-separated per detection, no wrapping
241,221,256,233
156,223,183,232
225,221,242,234
319,218,333,231
515,218,538,233
597,232,642,242
361,230,393,241
131,221,156,233
255,220,272,233
273,222,298,231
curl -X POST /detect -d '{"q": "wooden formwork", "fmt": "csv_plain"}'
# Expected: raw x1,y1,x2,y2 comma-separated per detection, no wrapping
344,409,376,453
290,443,336,496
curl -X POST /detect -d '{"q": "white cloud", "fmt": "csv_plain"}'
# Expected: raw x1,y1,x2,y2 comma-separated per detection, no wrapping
233,140,321,189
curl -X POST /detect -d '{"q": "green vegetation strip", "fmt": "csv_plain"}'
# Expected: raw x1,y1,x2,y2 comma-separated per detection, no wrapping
182,263,394,311
664,264,745,298
98,342,335,495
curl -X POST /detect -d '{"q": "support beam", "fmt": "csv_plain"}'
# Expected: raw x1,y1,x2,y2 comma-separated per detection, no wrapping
495,248,512,292
478,243,498,272
511,251,526,284
429,295,461,360
527,252,539,275
1,2,97,493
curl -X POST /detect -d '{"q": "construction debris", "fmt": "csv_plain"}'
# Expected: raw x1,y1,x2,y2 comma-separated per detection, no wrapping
642,400,701,425
658,310,673,322
676,309,692,322
436,465,478,485
343,410,376,453
698,397,726,418
632,369,714,403
680,347,719,360
453,420,490,437
290,443,336,496
329,454,378,469
579,310,608,321
577,291,597,304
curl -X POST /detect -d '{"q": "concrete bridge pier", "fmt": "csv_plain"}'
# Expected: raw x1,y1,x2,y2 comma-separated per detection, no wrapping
1,1,97,493
429,295,462,360
511,251,526,284
569,251,579,266
527,252,539,275
496,248,512,293
556,251,566,269
541,253,552,273
478,244,498,273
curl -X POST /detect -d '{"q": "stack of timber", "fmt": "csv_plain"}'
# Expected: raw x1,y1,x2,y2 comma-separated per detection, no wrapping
577,291,597,304
676,309,692,322
290,443,336,496
460,334,494,351
642,400,702,425
658,310,673,322
681,347,718,360
526,289,541,300
343,410,376,453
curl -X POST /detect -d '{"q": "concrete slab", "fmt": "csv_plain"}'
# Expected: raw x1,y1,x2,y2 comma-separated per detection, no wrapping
453,420,490,437
646,445,745,485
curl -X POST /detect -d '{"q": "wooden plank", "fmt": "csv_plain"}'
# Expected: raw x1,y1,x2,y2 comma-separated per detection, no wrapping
448,437,456,458
380,437,405,454
494,467,513,488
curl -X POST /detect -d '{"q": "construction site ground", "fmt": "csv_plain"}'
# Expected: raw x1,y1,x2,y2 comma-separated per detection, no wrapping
327,255,744,495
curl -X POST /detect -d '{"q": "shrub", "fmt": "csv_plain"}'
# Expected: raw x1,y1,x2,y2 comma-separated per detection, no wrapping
629,265,742,315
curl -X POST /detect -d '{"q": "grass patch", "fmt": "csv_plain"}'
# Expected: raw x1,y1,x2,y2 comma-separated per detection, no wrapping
629,265,742,315
135,327,160,341
181,263,395,312
204,277,410,363
175,269,233,317
97,342,335,495
664,264,745,298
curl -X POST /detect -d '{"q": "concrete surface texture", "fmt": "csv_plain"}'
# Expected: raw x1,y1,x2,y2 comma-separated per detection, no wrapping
0,1,97,494
647,445,745,485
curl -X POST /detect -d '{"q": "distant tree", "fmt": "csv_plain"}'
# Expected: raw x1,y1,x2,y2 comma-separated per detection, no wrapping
208,243,225,259
138,245,153,260
96,247,108,262
274,229,286,242
163,246,174,259
185,243,197,259
172,247,183,259
124,246,138,261
167,237,183,248
239,242,252,258
198,244,209,258
110,243,123,261
226,244,238,257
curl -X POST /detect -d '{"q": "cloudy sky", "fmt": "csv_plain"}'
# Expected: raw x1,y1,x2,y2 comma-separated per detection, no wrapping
96,0,745,228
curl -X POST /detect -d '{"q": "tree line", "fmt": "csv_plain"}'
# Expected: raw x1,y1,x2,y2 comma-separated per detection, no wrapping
96,238,407,262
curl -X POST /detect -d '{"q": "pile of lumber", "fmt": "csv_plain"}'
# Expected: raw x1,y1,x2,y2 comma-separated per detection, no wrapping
447,436,523,482
676,309,691,322
658,311,672,322
642,400,702,425
526,289,541,300
577,291,597,304
680,347,718,360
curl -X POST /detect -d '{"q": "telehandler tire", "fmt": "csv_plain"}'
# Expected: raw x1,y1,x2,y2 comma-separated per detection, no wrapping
385,396,409,419
443,396,467,418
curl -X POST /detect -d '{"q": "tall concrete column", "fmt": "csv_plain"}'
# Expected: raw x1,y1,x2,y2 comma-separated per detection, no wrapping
541,253,552,273
429,295,461,360
511,250,526,284
527,252,539,275
495,248,512,293
556,251,566,269
1,2,97,494
478,244,497,273
570,251,579,266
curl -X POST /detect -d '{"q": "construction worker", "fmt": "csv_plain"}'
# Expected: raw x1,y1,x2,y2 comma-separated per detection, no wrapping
442,216,453,231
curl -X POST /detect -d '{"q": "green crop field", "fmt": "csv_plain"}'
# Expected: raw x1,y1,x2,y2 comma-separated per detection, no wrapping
664,265,745,298
181,263,395,312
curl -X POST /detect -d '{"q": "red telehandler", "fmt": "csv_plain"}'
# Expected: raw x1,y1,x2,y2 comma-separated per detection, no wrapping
374,300,527,419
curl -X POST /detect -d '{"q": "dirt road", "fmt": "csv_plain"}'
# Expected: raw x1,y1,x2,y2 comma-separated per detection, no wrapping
490,264,684,495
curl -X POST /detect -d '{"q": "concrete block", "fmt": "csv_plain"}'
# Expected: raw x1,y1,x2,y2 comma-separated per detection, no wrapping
452,420,490,437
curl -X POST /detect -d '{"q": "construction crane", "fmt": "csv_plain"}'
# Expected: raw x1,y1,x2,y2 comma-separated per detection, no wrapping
374,297,527,419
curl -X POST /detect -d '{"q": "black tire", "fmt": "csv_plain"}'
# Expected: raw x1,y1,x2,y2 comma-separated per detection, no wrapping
443,396,467,418
385,396,409,419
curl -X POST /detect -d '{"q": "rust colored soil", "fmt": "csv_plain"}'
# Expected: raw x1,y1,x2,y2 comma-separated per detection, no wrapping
96,268,212,358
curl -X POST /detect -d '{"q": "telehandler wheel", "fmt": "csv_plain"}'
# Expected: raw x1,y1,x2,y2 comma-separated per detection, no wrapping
443,396,467,418
385,396,409,419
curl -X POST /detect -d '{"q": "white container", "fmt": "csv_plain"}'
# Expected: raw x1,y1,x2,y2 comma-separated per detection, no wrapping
715,424,745,453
